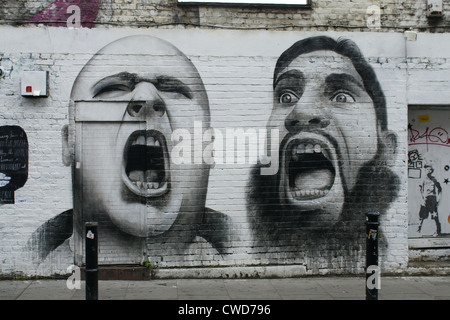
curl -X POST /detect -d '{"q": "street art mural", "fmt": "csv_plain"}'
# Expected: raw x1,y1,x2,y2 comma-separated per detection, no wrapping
408,108,450,238
27,34,402,273
0,126,28,204
247,36,400,269
30,35,232,265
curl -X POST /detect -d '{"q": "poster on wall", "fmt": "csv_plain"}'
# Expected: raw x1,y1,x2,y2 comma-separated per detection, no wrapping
408,107,450,238
0,125,28,204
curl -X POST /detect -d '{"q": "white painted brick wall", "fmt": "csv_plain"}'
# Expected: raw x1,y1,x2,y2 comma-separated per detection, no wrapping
0,27,448,278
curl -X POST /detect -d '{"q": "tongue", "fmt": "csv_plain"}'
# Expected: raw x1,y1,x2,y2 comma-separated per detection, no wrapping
129,169,161,183
294,169,334,190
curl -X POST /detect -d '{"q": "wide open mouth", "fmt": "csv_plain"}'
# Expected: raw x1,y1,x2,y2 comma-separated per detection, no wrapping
285,138,336,201
122,130,169,198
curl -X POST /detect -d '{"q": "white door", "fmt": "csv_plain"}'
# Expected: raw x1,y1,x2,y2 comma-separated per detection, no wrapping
408,106,450,238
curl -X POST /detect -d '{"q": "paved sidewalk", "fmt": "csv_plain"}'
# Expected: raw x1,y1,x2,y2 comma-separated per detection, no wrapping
1,276,449,300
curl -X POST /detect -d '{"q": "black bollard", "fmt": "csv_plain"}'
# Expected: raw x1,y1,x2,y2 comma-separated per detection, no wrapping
85,222,98,300
365,211,379,300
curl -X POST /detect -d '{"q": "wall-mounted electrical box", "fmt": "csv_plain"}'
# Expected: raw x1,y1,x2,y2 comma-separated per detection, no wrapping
21,71,49,97
427,0,443,17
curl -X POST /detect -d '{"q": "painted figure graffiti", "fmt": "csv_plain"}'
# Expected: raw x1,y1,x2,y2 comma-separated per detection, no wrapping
247,36,399,269
418,164,442,236
407,109,450,238
29,35,231,265
408,149,423,179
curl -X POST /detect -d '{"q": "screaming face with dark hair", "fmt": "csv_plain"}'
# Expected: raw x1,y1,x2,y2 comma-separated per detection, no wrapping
247,36,400,270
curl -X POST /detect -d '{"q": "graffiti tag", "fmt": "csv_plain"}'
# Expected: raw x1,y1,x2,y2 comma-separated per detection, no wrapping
408,124,450,150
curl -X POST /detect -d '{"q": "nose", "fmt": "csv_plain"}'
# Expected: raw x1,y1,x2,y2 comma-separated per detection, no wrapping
284,103,330,133
126,82,166,118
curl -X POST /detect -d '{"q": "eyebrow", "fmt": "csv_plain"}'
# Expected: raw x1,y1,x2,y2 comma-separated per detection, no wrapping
92,72,137,97
92,72,193,99
273,69,305,90
324,73,365,93
155,75,193,99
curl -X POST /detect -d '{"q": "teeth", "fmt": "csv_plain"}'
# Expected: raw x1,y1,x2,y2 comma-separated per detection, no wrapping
142,182,159,189
128,169,162,190
132,180,162,190
294,143,322,154
294,189,328,198
136,135,146,145
296,144,305,154
147,136,155,146
132,135,160,146
314,144,321,153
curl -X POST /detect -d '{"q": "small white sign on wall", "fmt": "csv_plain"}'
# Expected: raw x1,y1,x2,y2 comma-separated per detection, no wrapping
21,71,49,97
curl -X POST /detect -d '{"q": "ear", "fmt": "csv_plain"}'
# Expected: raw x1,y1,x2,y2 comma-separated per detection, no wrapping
61,124,72,167
381,130,397,163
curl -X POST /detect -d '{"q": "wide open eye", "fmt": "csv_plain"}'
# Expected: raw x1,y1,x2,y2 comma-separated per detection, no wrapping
279,91,299,105
331,92,355,103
